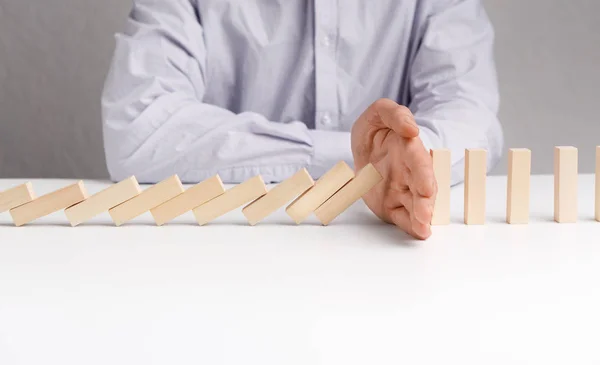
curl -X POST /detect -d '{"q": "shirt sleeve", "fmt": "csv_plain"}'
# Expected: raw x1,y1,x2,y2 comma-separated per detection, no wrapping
409,0,504,185
101,0,346,184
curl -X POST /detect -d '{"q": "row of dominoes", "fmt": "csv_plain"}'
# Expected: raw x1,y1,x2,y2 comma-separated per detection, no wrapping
431,146,599,225
0,162,382,227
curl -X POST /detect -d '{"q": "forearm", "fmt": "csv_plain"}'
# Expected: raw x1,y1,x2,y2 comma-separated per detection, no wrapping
103,97,352,183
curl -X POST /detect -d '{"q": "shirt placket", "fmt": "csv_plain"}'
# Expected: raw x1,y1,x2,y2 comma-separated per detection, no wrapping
313,0,339,131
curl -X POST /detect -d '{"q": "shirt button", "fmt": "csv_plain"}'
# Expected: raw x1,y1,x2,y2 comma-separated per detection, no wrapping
322,35,331,47
321,114,332,126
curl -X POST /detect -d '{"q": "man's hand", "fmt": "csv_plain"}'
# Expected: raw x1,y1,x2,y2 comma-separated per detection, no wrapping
351,99,437,240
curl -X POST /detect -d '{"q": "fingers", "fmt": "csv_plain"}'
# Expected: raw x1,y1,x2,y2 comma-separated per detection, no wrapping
370,99,419,139
405,139,437,198
389,207,431,240
412,193,434,228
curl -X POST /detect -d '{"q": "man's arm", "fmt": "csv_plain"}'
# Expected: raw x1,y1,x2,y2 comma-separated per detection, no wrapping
410,0,503,184
102,0,350,183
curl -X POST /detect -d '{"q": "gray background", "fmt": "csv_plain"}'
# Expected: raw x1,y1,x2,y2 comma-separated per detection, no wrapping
0,0,598,179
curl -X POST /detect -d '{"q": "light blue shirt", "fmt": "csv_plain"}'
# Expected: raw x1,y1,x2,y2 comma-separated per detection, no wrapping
102,0,503,184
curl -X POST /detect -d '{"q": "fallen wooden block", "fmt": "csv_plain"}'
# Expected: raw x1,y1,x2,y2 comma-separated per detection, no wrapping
151,175,226,226
109,175,184,226
596,146,600,222
193,175,268,226
243,168,314,225
0,182,36,213
314,163,382,225
10,181,88,226
506,148,531,224
464,149,487,225
554,146,578,223
286,161,354,224
430,149,451,225
65,176,142,226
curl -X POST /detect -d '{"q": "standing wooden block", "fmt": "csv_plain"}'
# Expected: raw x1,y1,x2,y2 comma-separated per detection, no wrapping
596,146,600,222
193,176,268,226
10,181,88,226
65,176,142,226
0,182,36,213
554,146,578,223
314,163,382,225
430,149,451,225
506,148,531,224
243,168,314,225
464,149,487,225
151,175,226,226
109,175,184,226
286,161,354,224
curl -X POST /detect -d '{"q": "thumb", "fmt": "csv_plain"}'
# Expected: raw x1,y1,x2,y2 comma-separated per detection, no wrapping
371,99,419,138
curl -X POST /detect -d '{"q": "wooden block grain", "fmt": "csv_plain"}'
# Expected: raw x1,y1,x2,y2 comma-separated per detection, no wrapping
109,175,184,226
286,161,354,224
151,175,226,226
65,176,142,226
554,146,578,223
10,181,88,226
464,149,487,225
506,149,531,224
314,163,382,225
193,176,268,226
243,168,314,225
596,146,600,222
0,182,36,213
430,149,451,225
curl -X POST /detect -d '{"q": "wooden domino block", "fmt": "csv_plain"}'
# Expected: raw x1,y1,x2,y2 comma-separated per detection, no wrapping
243,168,314,225
65,176,142,226
554,146,578,223
314,163,382,225
430,149,451,225
596,146,600,222
151,175,226,226
193,175,268,226
109,175,184,226
286,161,354,224
0,182,36,213
464,149,487,225
10,181,88,226
506,149,531,224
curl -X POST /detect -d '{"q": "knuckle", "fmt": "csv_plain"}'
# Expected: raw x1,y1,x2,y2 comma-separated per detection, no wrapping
371,98,395,111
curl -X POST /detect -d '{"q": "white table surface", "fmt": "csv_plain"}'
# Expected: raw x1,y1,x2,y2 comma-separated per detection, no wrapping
1,176,599,365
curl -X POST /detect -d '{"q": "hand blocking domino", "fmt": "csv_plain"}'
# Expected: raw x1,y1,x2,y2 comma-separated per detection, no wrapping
0,162,382,227
0,146,597,227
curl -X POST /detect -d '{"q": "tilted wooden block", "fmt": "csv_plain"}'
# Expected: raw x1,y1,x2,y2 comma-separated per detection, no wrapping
65,176,142,226
286,161,354,224
10,181,88,226
243,168,314,225
506,149,531,224
193,175,268,226
151,175,226,226
464,149,487,225
0,182,36,213
554,146,578,223
314,163,382,225
430,149,451,225
109,175,184,226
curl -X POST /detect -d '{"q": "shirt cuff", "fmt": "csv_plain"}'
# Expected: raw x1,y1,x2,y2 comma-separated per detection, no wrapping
306,130,353,178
